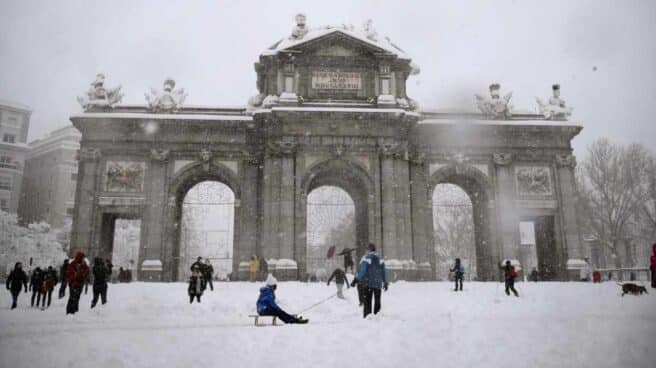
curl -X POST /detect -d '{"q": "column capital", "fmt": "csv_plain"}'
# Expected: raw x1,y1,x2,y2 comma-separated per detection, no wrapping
555,153,577,169
77,147,101,162
149,149,170,162
492,152,513,166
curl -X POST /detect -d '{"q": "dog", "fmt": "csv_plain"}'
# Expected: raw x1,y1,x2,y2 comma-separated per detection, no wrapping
618,283,648,296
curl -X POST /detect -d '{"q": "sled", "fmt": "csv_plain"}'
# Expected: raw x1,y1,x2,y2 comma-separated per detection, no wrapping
249,314,279,326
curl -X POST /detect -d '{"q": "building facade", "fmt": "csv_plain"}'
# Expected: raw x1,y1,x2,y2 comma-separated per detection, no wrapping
19,125,81,228
69,19,584,281
0,100,31,213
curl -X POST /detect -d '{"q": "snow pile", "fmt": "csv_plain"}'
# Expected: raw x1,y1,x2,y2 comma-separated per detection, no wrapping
1,282,654,368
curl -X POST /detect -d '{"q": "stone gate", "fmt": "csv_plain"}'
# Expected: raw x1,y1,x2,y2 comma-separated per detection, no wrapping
70,17,583,281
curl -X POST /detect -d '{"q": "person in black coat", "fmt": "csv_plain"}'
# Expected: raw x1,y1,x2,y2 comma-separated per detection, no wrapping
204,259,214,291
327,267,350,298
58,259,69,299
450,258,465,291
188,265,204,303
30,267,45,307
91,257,111,308
6,262,28,309
337,248,356,273
40,266,58,309
503,260,519,297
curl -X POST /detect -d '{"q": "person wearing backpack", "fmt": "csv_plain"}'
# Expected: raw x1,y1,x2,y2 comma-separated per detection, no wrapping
351,243,388,318
450,258,465,291
503,260,519,297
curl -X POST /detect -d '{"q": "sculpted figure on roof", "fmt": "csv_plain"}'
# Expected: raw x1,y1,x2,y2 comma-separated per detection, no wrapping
475,83,513,119
145,78,187,112
536,84,573,120
290,13,309,40
77,73,124,111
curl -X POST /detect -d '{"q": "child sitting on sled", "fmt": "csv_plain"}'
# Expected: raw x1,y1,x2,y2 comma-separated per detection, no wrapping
256,274,308,324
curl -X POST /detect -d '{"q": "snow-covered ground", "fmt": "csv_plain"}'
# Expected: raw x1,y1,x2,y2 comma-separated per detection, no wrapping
1,281,654,368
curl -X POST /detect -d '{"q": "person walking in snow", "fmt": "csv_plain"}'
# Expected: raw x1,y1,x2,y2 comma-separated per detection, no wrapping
6,262,28,309
450,258,465,291
40,266,58,309
29,267,44,307
204,259,214,291
503,260,519,297
351,243,388,318
190,256,207,290
650,243,656,289
66,251,90,314
337,248,356,273
91,257,111,308
256,274,308,324
188,265,204,304
58,259,69,299
327,267,350,298
529,268,539,282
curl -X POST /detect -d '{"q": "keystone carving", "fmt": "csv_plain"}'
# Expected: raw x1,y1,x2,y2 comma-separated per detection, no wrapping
493,153,513,166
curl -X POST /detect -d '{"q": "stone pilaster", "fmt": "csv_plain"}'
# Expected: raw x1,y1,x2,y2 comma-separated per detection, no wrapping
379,155,398,259
555,154,582,260
234,157,260,277
493,153,519,262
140,149,170,281
409,155,434,279
71,147,101,256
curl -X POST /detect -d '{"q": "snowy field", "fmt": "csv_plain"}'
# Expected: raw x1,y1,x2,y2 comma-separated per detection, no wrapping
1,281,654,368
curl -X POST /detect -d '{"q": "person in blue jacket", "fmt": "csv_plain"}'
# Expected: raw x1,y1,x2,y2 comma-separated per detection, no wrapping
351,243,388,318
256,274,308,324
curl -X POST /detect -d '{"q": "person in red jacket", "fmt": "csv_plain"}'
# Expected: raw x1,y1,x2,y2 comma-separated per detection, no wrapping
650,243,656,289
66,251,90,315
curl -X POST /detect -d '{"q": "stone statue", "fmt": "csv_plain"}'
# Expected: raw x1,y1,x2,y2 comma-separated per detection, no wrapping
77,73,123,111
145,78,187,112
290,13,308,40
536,84,573,120
363,19,378,41
475,83,513,119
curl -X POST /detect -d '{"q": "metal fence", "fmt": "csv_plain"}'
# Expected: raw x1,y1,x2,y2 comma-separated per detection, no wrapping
595,267,652,282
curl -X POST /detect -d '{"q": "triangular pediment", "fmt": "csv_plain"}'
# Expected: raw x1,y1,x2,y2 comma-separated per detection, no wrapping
285,30,391,57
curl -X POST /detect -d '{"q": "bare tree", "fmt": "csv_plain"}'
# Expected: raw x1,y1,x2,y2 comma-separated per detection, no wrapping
578,139,654,268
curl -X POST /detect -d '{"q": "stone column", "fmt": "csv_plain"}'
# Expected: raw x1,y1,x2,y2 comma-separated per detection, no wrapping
394,158,413,261
379,155,398,259
140,149,170,281
555,154,583,260
261,155,280,259
279,154,296,260
234,158,260,279
409,156,434,279
493,153,519,264
71,147,101,256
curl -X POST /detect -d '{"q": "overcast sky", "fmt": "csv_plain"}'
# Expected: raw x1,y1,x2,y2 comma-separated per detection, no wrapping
1,0,654,156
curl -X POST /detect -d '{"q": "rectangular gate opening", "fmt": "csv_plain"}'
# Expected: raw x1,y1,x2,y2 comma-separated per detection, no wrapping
520,216,558,281
99,213,141,282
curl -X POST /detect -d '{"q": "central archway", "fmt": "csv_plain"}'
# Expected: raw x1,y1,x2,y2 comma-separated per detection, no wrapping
429,164,496,280
296,159,374,278
165,162,241,281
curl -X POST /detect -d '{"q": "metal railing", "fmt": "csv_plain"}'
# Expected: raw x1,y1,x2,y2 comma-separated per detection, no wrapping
595,267,652,282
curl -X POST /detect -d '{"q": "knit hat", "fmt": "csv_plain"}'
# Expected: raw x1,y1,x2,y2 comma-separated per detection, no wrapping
265,273,278,286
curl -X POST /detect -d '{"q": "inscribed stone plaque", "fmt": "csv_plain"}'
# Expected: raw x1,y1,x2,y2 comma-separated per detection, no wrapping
105,161,145,192
515,166,553,196
311,69,361,90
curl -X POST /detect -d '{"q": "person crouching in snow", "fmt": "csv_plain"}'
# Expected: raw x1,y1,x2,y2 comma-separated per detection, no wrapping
188,265,204,304
257,274,308,324
327,267,349,298
450,258,465,291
